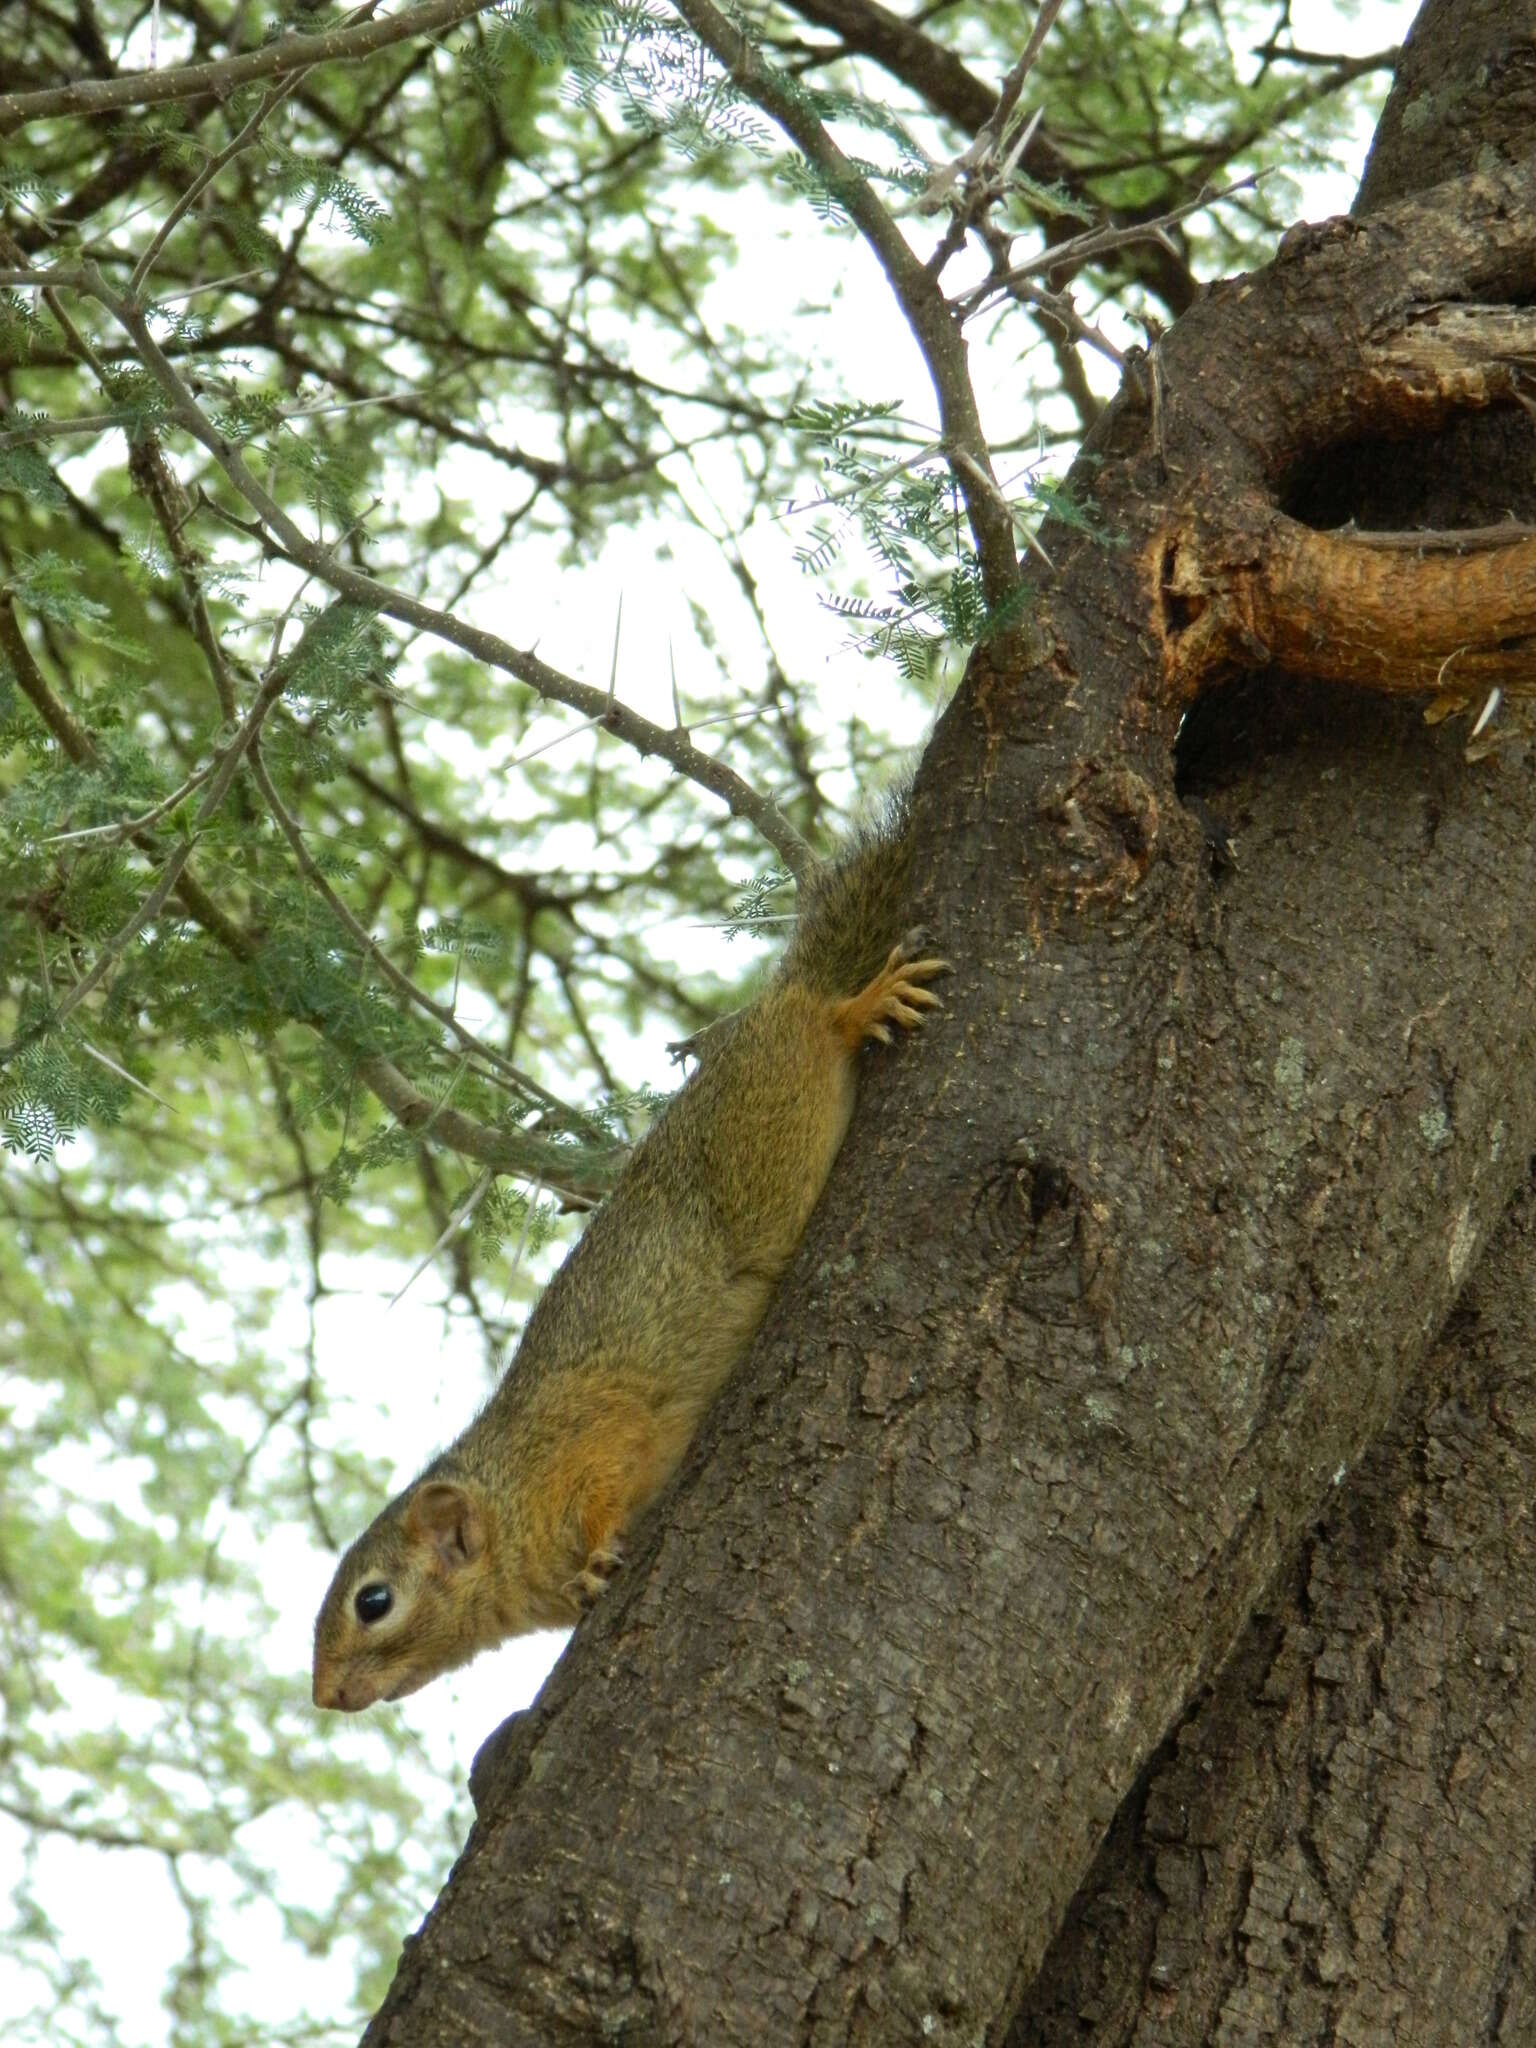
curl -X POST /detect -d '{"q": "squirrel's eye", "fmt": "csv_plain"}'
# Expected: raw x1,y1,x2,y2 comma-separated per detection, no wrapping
354,1582,393,1625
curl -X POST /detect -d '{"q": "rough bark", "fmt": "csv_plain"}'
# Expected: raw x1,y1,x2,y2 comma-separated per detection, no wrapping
1006,7,1536,2038
1010,1170,1536,2048
363,4,1536,2042
1354,0,1536,214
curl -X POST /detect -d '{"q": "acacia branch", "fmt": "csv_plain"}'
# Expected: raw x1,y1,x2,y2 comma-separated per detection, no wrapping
129,64,320,297
0,597,617,1199
962,0,1065,169
69,267,812,876
667,0,1021,610
781,0,1200,320
10,659,292,1042
956,173,1259,322
0,595,96,759
245,737,572,1116
352,1059,622,1204
0,1793,186,1857
0,0,492,134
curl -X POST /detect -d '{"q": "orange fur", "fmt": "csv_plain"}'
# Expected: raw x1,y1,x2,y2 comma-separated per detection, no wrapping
312,880,949,1710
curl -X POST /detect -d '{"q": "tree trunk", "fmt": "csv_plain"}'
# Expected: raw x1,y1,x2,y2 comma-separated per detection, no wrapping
1009,1171,1536,2047
362,4,1536,2041
1007,7,1536,2038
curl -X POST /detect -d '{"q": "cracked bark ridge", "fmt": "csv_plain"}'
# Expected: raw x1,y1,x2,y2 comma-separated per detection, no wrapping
1011,1171,1536,2048
1355,0,1536,215
361,47,1536,2048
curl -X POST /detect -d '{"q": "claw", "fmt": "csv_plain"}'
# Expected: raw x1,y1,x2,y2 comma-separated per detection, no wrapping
832,948,951,1051
570,1542,624,1613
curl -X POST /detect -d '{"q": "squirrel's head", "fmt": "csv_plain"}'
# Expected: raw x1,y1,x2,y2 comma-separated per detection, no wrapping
312,1475,509,1711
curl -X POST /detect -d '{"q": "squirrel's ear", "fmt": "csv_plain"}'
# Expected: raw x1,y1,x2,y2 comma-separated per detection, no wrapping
406,1480,487,1572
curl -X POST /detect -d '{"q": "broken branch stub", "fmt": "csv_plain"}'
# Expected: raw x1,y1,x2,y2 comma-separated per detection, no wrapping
1153,303,1536,717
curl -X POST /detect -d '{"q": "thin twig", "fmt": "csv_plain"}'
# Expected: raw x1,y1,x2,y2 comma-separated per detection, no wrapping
159,267,274,305
506,703,761,771
0,0,493,133
42,761,221,844
918,0,1066,213
79,1037,179,1112
80,265,813,876
975,1,1067,166
276,371,466,422
957,173,1261,321
668,0,1020,612
0,410,138,448
0,230,111,387
997,275,1127,371
13,661,291,1043
779,440,945,520
129,64,319,295
246,735,569,1114
0,265,94,292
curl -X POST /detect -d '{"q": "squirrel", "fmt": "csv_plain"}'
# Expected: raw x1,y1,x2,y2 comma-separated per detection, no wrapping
312,812,945,1711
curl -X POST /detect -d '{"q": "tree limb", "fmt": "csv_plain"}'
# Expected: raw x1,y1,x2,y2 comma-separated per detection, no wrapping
669,0,1021,612
71,267,814,876
0,0,493,133
362,143,1536,2048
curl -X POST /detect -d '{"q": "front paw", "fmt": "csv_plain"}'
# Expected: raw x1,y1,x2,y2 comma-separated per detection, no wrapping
569,1542,624,1613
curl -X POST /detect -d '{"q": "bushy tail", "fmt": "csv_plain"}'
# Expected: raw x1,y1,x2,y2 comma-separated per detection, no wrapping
778,789,916,1000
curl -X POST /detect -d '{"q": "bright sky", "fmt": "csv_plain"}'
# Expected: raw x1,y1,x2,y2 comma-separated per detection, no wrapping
2,3,1422,2041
